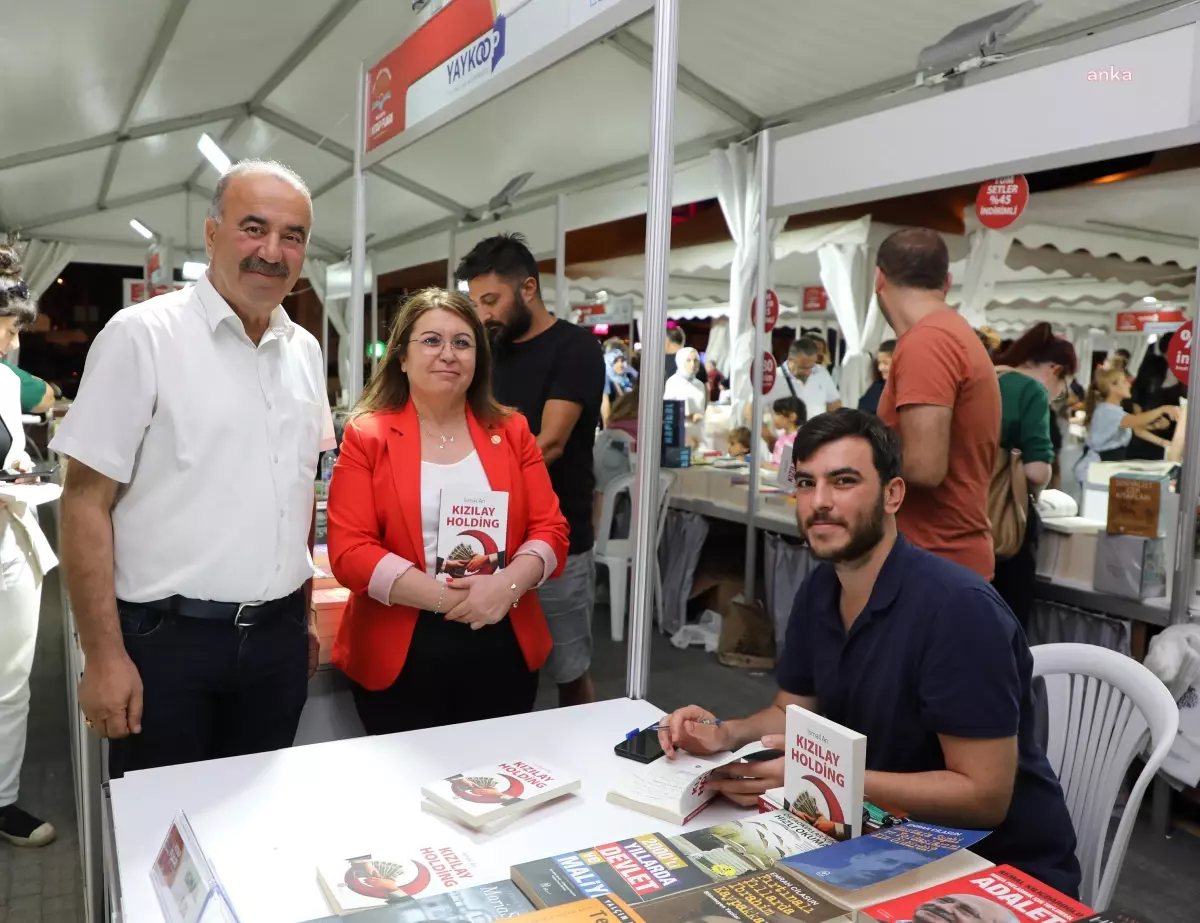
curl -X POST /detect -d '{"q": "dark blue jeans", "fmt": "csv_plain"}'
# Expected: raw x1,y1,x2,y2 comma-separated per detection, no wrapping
108,593,309,778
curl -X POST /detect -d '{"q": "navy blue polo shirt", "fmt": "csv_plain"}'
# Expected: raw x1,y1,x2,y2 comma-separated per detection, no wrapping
777,535,1081,898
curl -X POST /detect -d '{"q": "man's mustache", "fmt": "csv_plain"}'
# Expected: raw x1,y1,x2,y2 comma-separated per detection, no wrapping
804,513,848,530
240,256,289,277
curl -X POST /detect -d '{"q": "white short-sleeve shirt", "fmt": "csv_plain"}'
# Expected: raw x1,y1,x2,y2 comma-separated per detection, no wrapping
766,363,841,417
50,273,336,604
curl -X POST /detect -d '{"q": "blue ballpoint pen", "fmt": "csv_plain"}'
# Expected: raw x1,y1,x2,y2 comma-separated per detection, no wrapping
628,718,722,738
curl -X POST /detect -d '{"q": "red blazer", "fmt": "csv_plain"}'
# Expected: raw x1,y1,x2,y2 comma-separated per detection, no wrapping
326,403,569,691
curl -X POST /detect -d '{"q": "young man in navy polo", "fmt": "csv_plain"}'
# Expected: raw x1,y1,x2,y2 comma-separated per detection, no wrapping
657,409,1081,898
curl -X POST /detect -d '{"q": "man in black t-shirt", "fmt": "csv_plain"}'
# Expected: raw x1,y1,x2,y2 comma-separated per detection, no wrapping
458,234,606,707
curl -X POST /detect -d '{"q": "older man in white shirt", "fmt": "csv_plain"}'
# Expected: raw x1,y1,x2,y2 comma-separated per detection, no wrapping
52,160,335,777
766,335,842,416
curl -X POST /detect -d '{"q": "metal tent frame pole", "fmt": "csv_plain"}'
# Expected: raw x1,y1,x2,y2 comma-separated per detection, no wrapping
370,264,380,377
555,192,568,319
348,60,368,408
626,0,680,701
1169,250,1200,623
743,131,771,601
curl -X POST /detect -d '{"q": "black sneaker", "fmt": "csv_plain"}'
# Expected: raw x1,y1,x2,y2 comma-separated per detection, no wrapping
0,805,56,847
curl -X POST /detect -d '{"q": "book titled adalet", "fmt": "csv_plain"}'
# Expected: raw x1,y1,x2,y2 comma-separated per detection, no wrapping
436,489,509,583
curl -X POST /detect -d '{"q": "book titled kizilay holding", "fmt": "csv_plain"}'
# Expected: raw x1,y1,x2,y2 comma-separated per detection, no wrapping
436,489,509,582
421,760,580,831
784,704,867,840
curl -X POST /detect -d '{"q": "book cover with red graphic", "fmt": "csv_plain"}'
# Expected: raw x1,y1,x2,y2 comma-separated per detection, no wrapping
317,847,480,915
436,489,509,582
784,704,867,840
864,865,1093,922
421,760,580,830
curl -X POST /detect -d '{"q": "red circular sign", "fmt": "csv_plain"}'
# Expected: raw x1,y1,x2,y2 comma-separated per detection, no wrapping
1167,320,1193,388
976,175,1029,230
751,290,780,333
758,352,777,395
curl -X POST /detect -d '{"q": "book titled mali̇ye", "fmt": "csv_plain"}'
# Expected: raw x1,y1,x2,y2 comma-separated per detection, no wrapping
436,489,509,582
511,811,833,909
784,704,867,841
421,760,580,831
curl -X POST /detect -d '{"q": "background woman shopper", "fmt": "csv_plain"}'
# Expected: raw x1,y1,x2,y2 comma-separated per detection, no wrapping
327,289,568,734
0,245,57,847
989,323,1077,630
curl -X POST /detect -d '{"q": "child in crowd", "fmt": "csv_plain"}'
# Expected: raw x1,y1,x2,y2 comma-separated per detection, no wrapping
1075,367,1178,480
768,396,807,469
727,426,752,459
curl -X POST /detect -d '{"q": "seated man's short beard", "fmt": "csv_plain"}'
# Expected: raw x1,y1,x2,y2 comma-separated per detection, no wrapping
805,494,886,563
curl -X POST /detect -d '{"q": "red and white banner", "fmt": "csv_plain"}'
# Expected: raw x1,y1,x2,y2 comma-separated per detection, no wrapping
756,352,777,395
366,0,652,154
124,279,186,307
802,287,828,312
975,175,1029,230
1167,321,1193,387
751,289,780,332
1115,309,1185,332
573,298,633,327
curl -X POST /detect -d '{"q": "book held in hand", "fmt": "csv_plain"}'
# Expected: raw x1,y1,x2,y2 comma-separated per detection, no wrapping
779,821,990,892
606,742,767,825
436,489,509,582
510,811,834,909
421,760,580,830
317,846,479,915
784,704,867,840
863,864,1094,922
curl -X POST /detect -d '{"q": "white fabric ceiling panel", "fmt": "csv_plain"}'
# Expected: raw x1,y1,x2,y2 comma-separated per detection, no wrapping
227,118,350,194
266,0,419,150
378,43,736,210
108,120,232,200
628,0,1149,120
35,192,209,251
315,175,451,248
567,156,719,231
134,0,341,123
1020,167,1200,249
0,0,163,159
374,232,452,276
1,148,113,228
456,207,557,260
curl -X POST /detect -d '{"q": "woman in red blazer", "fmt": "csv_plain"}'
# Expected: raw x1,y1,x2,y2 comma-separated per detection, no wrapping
327,288,569,734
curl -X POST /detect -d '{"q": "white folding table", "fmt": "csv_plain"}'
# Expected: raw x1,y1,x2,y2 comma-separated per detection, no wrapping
107,697,750,923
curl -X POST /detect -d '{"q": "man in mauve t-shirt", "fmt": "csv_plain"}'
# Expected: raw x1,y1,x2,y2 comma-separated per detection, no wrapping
874,228,1000,580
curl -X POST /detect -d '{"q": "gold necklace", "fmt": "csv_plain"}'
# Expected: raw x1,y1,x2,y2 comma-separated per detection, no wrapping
417,410,457,450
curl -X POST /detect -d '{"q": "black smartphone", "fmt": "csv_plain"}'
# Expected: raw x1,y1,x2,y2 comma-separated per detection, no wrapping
614,728,666,764
0,461,59,483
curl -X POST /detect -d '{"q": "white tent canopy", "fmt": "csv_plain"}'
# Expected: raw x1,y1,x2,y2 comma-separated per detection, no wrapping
1,0,1167,276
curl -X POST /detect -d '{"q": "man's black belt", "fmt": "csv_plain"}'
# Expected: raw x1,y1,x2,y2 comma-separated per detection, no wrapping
122,588,304,626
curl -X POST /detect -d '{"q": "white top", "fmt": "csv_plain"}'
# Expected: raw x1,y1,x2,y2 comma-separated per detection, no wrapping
49,273,335,604
0,364,57,577
765,362,840,416
420,450,488,577
664,373,708,417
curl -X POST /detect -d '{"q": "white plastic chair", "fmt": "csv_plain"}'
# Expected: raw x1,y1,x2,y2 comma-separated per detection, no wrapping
1033,642,1179,910
595,470,675,642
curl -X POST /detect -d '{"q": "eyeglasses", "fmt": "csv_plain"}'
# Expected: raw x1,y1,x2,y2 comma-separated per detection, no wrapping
410,334,476,353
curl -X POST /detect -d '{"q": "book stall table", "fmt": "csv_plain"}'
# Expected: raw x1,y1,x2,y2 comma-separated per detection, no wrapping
105,698,993,923
106,699,751,923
